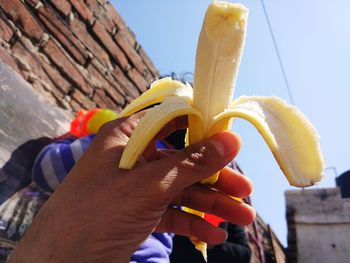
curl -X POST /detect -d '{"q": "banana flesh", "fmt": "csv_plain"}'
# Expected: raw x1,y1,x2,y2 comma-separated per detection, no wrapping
113,1,324,260
190,2,248,140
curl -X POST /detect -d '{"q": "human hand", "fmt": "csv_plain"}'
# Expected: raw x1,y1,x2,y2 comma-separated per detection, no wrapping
9,112,254,263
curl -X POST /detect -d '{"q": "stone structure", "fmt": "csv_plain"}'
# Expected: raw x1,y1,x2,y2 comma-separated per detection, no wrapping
286,187,350,263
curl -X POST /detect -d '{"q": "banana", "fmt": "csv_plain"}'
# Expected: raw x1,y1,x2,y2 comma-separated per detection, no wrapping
89,1,324,260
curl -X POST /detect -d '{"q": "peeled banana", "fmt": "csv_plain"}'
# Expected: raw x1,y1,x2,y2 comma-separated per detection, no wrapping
88,1,324,260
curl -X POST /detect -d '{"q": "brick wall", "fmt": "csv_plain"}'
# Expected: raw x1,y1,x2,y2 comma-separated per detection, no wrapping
246,213,286,263
0,0,159,113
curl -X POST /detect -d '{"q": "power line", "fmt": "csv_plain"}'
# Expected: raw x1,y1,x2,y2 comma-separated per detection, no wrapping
260,0,295,105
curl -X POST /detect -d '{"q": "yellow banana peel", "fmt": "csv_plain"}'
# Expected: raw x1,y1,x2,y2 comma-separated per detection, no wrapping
88,1,324,260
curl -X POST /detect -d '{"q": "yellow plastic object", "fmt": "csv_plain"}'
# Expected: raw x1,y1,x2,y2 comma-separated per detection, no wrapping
87,109,118,134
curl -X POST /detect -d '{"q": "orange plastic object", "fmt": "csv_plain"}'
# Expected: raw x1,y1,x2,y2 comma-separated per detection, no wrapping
70,109,102,137
204,213,225,227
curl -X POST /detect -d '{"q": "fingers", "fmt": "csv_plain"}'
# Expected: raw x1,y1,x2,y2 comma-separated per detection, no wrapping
142,131,241,192
155,208,227,244
213,167,253,198
172,185,255,225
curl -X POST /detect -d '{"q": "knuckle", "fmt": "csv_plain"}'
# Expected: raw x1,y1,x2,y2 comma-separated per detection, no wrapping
118,121,133,136
98,118,124,135
181,142,217,171
119,116,140,137
98,116,139,139
182,144,207,167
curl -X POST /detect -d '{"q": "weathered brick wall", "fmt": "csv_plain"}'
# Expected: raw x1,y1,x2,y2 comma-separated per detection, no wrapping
0,0,159,113
247,213,286,263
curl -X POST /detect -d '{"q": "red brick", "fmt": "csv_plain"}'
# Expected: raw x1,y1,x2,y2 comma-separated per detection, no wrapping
127,68,149,93
91,20,129,70
93,88,123,111
0,46,22,76
105,3,136,47
138,46,159,79
89,59,128,96
71,89,96,109
31,81,58,104
16,35,40,54
114,32,146,74
125,29,137,49
0,0,44,43
86,60,125,105
0,16,14,42
48,85,66,101
68,0,93,22
104,3,126,31
11,41,53,85
41,61,71,94
85,0,114,32
92,89,109,108
96,0,108,6
84,0,100,13
49,0,72,17
112,66,140,100
90,59,127,95
36,6,88,65
24,0,40,7
105,94,123,112
104,82,125,105
42,39,92,94
87,62,110,89
70,18,111,68
39,78,66,101
143,69,156,84
69,98,83,112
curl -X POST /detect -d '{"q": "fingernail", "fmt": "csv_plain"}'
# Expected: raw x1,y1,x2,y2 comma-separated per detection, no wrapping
210,131,241,157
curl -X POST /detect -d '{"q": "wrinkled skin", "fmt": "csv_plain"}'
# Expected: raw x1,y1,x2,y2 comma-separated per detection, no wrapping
9,112,255,263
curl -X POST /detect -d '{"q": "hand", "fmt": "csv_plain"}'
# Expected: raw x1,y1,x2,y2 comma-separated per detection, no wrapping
9,112,254,263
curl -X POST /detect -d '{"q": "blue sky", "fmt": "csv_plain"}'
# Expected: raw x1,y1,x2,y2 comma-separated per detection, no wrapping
111,0,350,245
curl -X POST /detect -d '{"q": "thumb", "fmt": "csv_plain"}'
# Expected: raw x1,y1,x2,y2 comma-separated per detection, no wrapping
141,131,241,194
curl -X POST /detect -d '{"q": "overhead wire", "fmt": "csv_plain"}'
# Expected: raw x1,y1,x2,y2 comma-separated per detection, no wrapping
260,0,295,105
